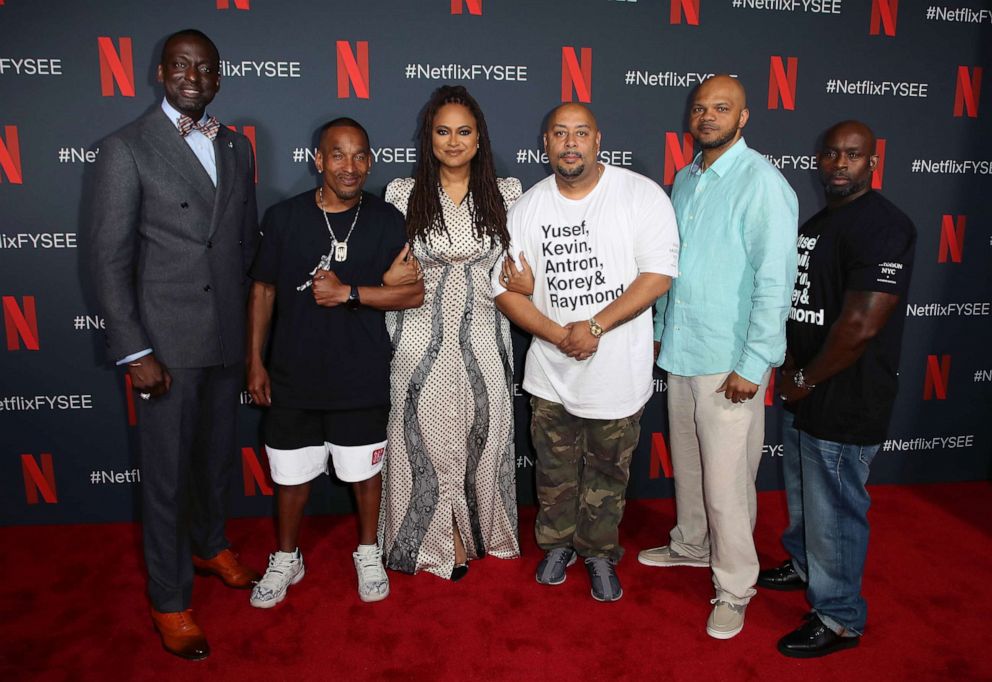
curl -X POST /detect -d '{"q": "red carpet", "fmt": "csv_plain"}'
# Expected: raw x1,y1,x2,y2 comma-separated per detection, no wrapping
3,482,990,681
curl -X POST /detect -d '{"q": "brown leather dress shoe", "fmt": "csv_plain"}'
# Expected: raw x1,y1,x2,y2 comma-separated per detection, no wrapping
192,548,262,589
150,608,210,661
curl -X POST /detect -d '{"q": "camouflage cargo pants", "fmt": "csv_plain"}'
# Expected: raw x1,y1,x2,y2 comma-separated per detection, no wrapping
531,396,644,562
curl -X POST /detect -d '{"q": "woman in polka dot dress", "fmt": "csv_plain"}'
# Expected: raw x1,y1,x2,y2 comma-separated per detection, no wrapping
379,85,523,580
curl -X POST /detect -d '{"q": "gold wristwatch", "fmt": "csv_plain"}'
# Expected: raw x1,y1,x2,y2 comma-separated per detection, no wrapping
588,317,604,338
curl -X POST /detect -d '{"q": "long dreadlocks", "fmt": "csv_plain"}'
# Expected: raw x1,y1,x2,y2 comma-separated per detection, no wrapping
406,85,510,250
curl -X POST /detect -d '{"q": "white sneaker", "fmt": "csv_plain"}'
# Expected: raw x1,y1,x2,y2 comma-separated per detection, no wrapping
353,545,390,603
706,599,746,639
250,549,305,609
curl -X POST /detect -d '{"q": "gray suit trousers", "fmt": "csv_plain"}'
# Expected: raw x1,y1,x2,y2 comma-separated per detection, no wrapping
137,363,242,612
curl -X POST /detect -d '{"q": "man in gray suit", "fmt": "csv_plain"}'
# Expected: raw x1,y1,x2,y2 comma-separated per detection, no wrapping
89,29,260,661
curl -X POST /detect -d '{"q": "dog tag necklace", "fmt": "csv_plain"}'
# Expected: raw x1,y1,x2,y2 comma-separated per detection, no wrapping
319,186,362,262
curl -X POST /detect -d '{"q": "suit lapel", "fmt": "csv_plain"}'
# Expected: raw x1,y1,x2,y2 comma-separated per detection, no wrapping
144,108,215,209
208,126,236,238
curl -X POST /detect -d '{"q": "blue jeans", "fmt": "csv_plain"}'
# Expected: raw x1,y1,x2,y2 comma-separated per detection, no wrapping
780,411,879,636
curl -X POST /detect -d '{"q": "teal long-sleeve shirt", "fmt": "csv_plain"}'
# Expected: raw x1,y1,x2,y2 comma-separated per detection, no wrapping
654,138,798,384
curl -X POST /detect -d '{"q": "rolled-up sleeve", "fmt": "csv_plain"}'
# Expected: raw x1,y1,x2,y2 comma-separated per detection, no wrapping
734,174,798,385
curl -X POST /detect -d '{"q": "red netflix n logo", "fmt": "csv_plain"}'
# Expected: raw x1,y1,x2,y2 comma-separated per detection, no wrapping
871,138,886,190
670,0,700,25
123,374,138,426
336,41,370,99
0,124,22,184
561,47,592,103
954,66,982,118
764,370,777,407
451,0,482,14
242,447,274,496
98,37,135,97
3,295,39,351
217,0,250,8
226,125,258,184
869,0,898,36
22,453,57,504
649,433,673,479
938,215,966,263
664,132,694,185
923,354,951,400
767,56,798,110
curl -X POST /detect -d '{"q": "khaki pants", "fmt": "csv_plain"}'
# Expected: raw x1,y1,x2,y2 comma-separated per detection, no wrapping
666,371,769,605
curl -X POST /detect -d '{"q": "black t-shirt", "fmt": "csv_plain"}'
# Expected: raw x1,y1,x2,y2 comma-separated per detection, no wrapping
250,190,406,410
787,191,916,444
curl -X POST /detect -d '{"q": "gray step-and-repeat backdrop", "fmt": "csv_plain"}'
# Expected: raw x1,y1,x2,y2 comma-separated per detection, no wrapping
2,0,989,525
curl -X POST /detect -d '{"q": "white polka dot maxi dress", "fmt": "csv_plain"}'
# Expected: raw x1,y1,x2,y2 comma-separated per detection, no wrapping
379,177,522,579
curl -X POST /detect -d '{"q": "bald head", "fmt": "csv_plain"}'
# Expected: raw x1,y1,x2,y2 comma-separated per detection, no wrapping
697,75,747,110
823,120,876,154
545,103,599,133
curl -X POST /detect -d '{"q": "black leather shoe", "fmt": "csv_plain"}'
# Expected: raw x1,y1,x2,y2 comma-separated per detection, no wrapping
451,564,468,582
777,614,860,658
757,560,807,591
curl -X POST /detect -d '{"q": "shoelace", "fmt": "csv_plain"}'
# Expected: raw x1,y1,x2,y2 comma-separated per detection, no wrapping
258,553,297,587
176,611,194,631
586,559,614,583
356,552,385,575
710,598,745,613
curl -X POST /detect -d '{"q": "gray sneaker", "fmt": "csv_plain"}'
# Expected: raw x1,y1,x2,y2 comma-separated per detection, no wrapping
584,557,622,602
250,549,305,609
706,599,747,639
637,545,709,568
535,547,577,585
353,545,390,603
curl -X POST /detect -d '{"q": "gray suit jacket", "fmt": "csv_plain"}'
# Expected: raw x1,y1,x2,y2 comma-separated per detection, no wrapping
89,107,258,368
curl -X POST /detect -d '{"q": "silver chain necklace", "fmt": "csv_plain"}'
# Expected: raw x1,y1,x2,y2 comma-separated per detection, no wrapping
319,186,362,262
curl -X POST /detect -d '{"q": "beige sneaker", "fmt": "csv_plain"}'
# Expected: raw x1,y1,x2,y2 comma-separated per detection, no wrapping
706,599,746,639
637,545,709,568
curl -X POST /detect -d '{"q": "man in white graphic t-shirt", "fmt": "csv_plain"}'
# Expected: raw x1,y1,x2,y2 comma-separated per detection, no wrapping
493,103,679,602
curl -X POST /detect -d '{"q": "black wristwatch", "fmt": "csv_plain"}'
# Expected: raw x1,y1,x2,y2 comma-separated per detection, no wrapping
346,285,361,309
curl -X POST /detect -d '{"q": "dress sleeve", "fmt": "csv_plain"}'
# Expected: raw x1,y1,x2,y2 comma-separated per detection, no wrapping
385,177,414,217
498,177,524,209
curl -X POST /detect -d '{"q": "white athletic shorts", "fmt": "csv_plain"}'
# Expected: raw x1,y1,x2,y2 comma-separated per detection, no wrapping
264,406,388,485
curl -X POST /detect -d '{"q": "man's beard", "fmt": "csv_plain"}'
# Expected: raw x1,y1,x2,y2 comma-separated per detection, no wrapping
328,176,363,201
823,175,870,197
697,127,737,150
556,152,585,178
556,162,585,178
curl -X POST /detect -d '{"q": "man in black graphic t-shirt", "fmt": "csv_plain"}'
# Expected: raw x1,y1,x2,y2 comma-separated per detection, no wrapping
758,121,916,658
246,118,423,607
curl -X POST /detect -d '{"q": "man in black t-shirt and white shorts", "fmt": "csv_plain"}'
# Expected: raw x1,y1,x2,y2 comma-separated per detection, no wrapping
246,118,423,607
758,121,916,658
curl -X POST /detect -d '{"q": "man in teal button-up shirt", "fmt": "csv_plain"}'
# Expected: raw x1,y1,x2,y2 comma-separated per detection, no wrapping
638,76,798,640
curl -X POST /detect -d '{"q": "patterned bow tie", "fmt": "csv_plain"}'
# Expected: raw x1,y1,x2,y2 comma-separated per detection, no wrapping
178,114,220,140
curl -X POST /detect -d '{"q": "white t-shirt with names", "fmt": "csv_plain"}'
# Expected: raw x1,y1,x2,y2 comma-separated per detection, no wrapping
493,164,679,419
